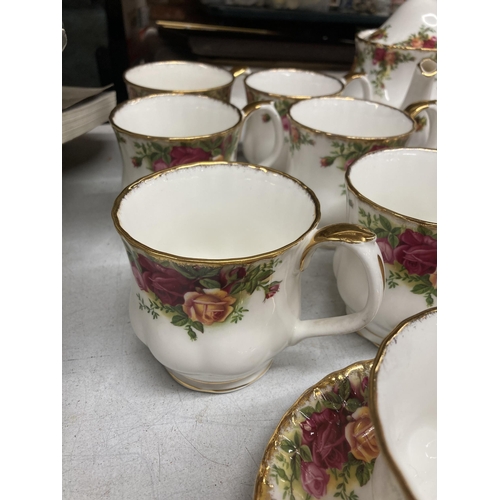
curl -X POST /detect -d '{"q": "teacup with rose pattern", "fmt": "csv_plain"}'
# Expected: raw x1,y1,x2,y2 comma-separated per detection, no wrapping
333,148,437,346
109,93,284,188
111,162,386,393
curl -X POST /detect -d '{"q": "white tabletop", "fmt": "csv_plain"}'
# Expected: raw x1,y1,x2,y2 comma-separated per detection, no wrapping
62,123,378,500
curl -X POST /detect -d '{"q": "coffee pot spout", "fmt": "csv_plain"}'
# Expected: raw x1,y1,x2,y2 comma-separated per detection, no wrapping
400,58,437,110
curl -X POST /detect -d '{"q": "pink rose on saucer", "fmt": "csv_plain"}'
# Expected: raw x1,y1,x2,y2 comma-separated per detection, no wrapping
170,146,212,167
301,461,329,499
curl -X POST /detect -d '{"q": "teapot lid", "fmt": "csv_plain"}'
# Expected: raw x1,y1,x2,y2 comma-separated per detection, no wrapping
367,0,437,50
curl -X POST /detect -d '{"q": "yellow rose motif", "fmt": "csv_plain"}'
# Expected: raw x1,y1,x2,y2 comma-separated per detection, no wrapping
430,270,437,289
182,289,236,326
345,406,379,462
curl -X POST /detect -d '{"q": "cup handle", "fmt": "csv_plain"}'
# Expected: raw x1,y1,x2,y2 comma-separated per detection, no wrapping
240,101,285,168
405,99,437,149
340,72,373,100
290,223,385,345
230,66,249,79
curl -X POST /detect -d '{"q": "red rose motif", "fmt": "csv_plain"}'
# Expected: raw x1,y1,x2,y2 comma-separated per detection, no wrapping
137,254,197,306
131,262,148,291
300,461,329,499
265,283,280,299
321,157,333,168
423,36,437,49
368,144,387,153
300,408,349,470
152,158,169,172
169,146,212,167
393,229,437,276
372,47,386,64
219,267,247,294
132,157,142,168
349,376,369,403
376,237,395,264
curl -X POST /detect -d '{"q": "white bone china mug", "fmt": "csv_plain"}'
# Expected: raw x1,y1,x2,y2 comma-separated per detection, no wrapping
111,162,385,393
333,148,437,346
242,68,371,172
123,60,247,102
285,97,436,226
109,93,284,188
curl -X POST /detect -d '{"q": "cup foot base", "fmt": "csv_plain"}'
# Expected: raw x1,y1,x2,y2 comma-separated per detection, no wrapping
166,361,273,393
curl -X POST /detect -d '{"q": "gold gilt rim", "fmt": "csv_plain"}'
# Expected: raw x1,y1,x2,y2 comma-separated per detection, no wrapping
123,60,234,95
109,93,243,142
244,68,345,101
346,147,437,229
369,307,437,500
111,161,321,267
288,96,415,142
254,359,374,500
355,29,437,52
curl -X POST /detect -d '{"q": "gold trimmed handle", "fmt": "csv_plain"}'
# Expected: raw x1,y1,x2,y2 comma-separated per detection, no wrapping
241,100,272,118
300,223,376,271
405,99,437,148
291,223,385,345
404,99,437,120
341,72,373,100
230,66,249,79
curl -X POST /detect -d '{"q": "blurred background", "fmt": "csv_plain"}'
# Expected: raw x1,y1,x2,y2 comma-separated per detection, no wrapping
62,0,406,103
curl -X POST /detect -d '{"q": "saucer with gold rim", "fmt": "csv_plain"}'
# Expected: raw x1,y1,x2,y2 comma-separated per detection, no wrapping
254,360,378,500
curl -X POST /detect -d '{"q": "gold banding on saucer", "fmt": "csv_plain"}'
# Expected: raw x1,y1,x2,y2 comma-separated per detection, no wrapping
254,360,375,500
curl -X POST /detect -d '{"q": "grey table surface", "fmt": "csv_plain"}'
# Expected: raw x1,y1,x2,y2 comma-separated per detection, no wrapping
62,123,378,500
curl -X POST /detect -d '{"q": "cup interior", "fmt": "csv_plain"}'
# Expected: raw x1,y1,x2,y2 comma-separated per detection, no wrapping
116,163,318,259
246,69,343,97
348,149,437,223
290,97,414,138
124,61,233,91
111,94,241,138
373,309,437,499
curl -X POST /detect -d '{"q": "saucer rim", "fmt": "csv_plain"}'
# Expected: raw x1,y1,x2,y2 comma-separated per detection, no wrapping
253,358,374,500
